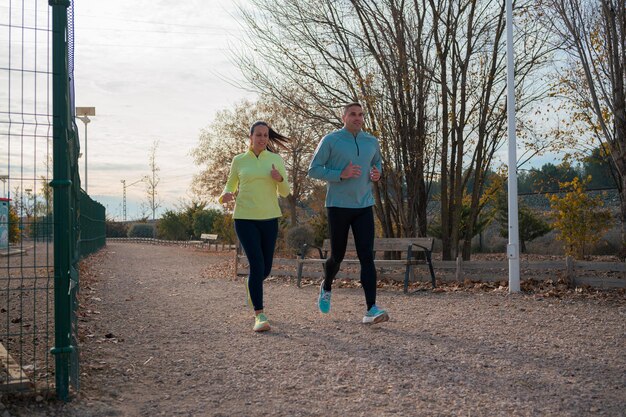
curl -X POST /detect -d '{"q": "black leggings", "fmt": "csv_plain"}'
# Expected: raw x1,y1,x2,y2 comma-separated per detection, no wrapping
324,206,377,310
235,218,278,311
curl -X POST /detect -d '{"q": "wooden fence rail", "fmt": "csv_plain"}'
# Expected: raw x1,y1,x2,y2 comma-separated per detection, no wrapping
107,237,236,251
103,241,625,289
236,256,625,289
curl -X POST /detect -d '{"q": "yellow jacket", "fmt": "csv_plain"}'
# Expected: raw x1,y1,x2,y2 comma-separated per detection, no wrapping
220,149,290,220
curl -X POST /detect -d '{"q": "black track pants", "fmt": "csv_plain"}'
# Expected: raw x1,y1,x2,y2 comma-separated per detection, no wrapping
324,206,376,310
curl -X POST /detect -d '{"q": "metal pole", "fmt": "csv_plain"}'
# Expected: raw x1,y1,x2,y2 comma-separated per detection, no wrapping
121,180,127,221
121,177,147,221
506,0,520,292
84,118,88,193
0,176,7,197
49,0,72,401
76,115,90,193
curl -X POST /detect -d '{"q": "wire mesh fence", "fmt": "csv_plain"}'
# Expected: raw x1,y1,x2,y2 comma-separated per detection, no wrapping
1,0,105,399
0,0,55,393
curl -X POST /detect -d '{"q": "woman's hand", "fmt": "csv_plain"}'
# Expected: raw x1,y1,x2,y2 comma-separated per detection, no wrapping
271,164,284,182
221,192,235,204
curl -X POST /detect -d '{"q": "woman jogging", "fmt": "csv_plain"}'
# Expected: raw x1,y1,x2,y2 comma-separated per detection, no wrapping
220,121,290,332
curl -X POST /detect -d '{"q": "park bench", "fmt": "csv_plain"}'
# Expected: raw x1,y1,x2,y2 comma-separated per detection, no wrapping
200,233,218,243
296,237,436,292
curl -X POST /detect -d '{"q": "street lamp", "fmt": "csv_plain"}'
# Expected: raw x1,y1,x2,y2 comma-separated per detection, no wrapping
0,175,8,198
24,188,33,218
75,107,96,193
505,0,520,293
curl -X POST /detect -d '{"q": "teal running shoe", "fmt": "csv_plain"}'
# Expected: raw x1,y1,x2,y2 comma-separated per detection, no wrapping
318,282,331,314
362,305,389,324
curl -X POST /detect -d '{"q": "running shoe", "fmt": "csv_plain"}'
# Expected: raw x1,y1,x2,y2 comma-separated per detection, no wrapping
362,305,389,324
253,313,270,332
318,282,331,314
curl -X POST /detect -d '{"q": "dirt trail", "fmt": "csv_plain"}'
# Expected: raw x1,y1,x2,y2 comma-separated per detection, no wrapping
4,242,626,416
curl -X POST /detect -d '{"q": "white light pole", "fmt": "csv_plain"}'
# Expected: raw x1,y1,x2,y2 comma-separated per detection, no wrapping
506,0,520,293
24,188,33,219
75,107,96,193
0,175,7,198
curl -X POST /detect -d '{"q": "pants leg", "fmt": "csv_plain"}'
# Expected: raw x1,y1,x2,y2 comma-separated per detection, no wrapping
235,219,266,311
324,207,352,291
351,207,377,310
258,218,279,279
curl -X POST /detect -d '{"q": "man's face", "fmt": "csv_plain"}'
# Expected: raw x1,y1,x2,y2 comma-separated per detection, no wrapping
342,105,364,133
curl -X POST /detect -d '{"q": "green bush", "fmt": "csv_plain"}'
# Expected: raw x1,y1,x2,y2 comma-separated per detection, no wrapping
128,223,155,238
30,214,53,241
106,220,129,237
211,214,236,244
285,225,315,255
156,210,190,240
309,212,328,246
496,194,552,253
8,205,20,244
192,209,222,238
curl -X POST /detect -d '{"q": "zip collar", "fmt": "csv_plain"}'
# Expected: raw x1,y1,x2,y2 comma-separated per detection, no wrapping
247,147,269,158
342,127,362,138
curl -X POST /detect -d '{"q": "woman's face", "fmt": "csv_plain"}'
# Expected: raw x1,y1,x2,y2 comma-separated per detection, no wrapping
250,124,269,154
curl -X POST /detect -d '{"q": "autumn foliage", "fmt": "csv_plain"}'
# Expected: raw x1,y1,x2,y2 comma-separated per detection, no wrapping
548,176,612,259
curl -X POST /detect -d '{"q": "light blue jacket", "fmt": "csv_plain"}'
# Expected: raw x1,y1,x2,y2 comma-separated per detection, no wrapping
308,128,382,208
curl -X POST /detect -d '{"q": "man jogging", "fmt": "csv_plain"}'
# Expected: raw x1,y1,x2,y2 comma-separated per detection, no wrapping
308,102,389,324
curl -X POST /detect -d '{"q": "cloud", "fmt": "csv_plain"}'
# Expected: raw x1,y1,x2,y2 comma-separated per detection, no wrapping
2,1,256,218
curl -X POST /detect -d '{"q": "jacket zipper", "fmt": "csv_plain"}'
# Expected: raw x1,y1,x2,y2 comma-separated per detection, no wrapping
353,133,360,156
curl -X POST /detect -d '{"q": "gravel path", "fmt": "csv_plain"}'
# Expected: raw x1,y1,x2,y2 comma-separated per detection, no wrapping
5,242,626,416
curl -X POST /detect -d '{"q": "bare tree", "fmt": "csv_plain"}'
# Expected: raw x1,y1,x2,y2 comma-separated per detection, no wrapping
190,98,318,226
349,0,439,239
541,0,626,253
146,140,162,221
235,0,438,238
430,0,554,259
234,0,554,259
190,102,252,200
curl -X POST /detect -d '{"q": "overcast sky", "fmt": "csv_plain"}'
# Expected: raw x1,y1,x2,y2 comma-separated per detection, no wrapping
2,0,566,221
72,0,255,219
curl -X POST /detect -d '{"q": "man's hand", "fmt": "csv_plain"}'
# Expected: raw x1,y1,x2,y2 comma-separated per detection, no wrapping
369,166,381,182
271,164,283,182
340,161,362,179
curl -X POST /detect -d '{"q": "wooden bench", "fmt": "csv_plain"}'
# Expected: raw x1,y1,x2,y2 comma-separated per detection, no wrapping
200,233,218,243
296,237,436,292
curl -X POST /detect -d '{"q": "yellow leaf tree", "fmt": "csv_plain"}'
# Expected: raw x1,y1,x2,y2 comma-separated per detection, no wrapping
548,176,612,259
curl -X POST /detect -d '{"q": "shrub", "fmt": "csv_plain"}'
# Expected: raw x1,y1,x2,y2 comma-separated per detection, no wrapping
548,176,612,259
8,205,21,243
192,209,222,238
495,193,552,253
285,225,315,255
309,212,328,246
106,220,129,237
30,214,54,241
212,214,235,244
156,210,189,240
128,223,155,238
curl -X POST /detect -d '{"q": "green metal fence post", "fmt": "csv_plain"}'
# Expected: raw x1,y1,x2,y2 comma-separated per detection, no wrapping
49,0,73,402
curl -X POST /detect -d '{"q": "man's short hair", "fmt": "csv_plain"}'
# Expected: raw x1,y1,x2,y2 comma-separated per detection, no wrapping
343,102,362,115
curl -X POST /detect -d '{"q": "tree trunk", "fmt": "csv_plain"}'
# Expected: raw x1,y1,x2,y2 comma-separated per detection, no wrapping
286,194,297,227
